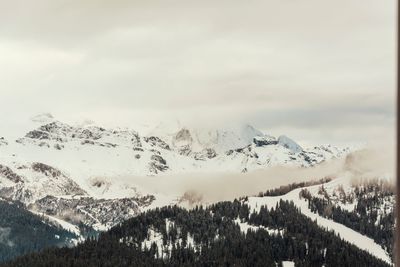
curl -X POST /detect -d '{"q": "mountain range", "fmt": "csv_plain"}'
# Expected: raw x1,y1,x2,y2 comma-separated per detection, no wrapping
0,114,353,227
0,114,394,266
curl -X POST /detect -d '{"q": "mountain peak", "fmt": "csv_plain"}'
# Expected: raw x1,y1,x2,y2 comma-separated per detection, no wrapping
278,135,303,153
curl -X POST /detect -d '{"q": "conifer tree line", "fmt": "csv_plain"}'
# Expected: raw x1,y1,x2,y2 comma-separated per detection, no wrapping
0,200,77,262
2,199,391,267
299,180,395,258
255,177,332,197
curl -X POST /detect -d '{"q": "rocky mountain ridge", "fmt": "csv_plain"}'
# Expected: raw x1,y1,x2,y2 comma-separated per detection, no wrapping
0,114,352,230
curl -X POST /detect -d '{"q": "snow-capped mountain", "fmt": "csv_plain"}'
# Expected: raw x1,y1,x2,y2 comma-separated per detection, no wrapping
0,114,352,229
0,116,393,265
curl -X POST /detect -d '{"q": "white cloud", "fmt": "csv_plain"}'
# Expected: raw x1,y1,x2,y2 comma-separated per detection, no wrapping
0,0,395,144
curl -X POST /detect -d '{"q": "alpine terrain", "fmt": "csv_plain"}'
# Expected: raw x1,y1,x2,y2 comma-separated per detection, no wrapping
0,114,394,266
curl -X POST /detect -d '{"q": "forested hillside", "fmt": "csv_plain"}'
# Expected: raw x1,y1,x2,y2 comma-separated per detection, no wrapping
2,200,391,267
300,180,395,257
0,200,78,262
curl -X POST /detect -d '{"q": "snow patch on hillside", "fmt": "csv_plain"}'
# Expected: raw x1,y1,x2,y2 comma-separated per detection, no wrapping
234,218,284,236
246,177,392,264
138,218,199,259
282,261,295,267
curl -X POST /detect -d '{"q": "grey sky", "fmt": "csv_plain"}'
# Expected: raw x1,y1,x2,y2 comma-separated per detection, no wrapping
0,0,396,144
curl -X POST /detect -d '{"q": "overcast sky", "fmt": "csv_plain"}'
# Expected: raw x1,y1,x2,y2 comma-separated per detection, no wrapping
0,0,396,145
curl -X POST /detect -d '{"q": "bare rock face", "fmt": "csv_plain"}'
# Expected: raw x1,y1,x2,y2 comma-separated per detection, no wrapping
0,164,24,183
149,155,169,174
30,195,155,228
75,128,103,140
32,162,62,178
25,130,51,140
226,145,258,159
177,144,192,156
53,143,64,150
33,163,86,196
144,136,170,150
203,148,217,158
174,128,192,143
194,148,217,160
19,121,142,150
172,128,193,155
253,136,278,147
299,151,317,165
81,140,95,145
130,131,142,148
23,122,72,143
0,184,34,203
151,154,167,165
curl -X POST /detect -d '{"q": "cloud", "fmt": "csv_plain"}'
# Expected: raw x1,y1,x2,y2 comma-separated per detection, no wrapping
0,0,395,144
117,143,395,205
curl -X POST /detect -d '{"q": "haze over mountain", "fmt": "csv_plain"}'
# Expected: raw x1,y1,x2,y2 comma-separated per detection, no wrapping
0,0,395,146
0,114,352,206
0,114,395,266
0,0,395,265
0,113,394,225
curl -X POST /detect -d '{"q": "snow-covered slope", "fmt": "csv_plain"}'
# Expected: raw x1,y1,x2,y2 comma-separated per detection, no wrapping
246,176,393,264
0,114,352,229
